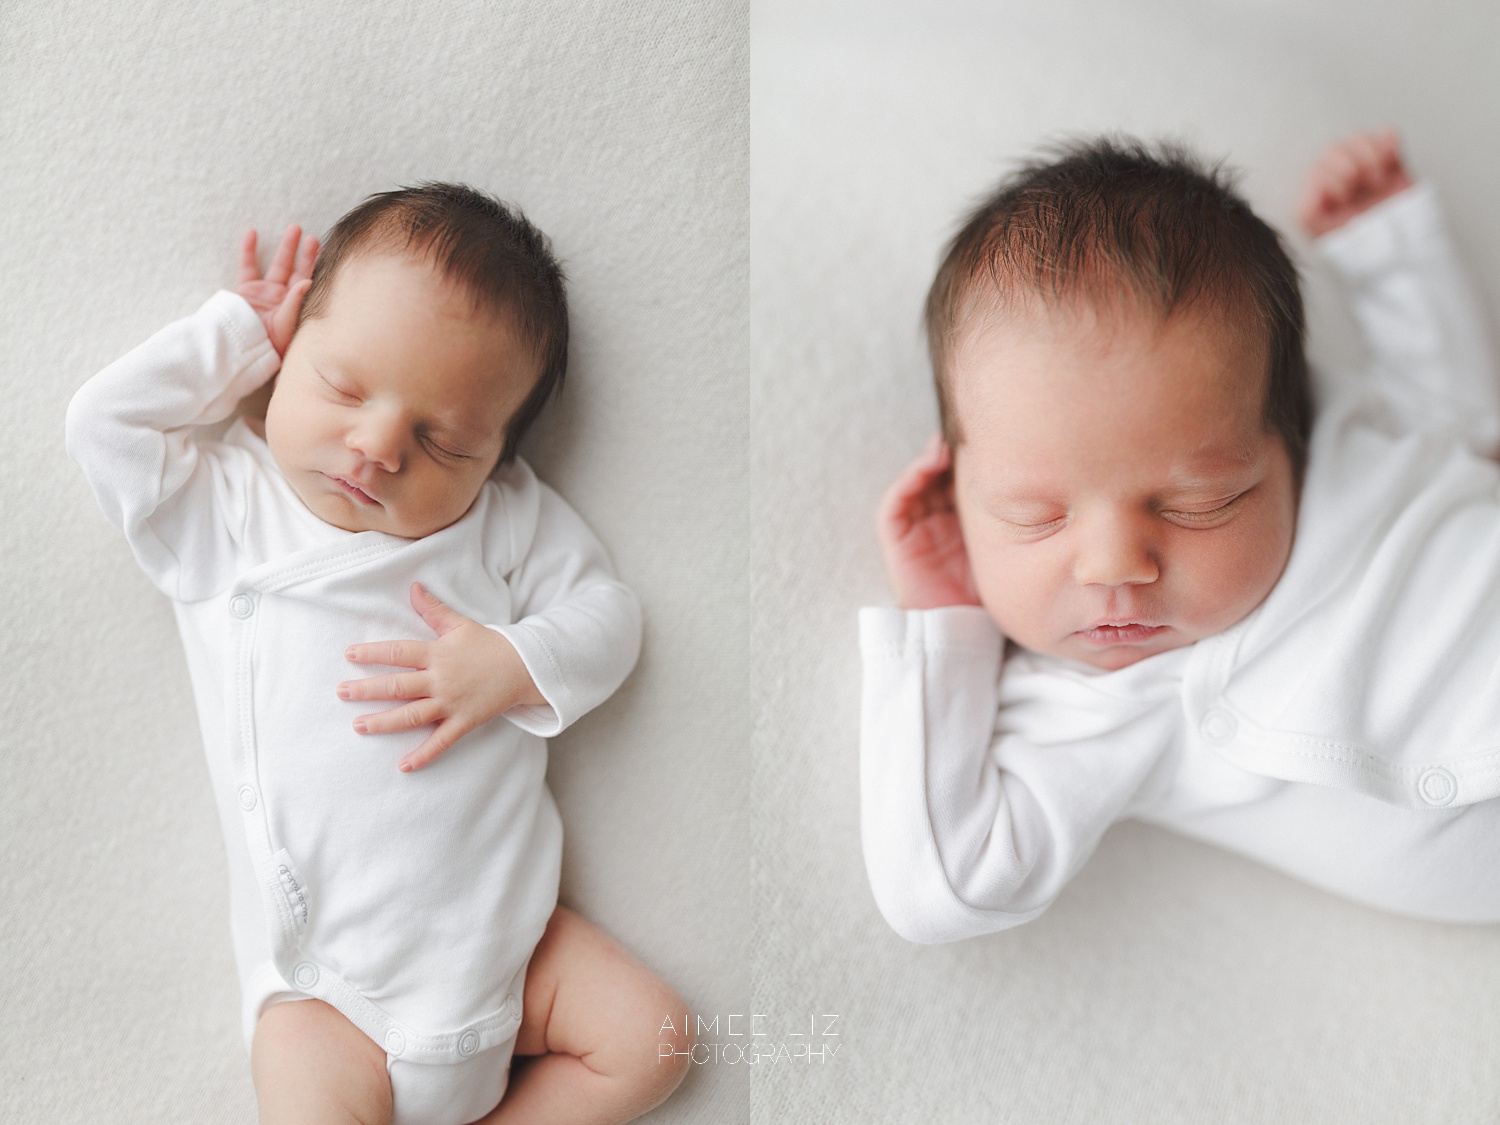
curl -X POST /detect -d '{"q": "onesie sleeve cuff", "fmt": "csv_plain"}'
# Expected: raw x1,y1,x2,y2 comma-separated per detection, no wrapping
1315,181,1444,280
487,622,569,738
859,604,1003,662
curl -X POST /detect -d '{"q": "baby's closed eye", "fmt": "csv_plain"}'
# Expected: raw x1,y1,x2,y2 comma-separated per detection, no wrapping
1157,492,1249,526
320,373,361,402
995,508,1069,540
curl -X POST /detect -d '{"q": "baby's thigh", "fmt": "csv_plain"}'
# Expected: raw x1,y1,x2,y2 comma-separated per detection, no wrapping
516,906,688,1065
251,997,392,1125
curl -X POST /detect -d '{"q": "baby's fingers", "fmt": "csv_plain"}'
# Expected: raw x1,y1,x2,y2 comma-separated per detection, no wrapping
239,229,261,284
345,639,430,669
1318,146,1361,205
265,224,303,286
292,234,320,284
267,278,312,356
399,718,470,773
353,697,442,737
338,669,428,702
1347,132,1387,182
410,582,472,637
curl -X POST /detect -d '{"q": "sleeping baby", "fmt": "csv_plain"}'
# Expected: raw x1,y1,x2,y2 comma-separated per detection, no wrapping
864,132,1500,942
67,186,690,1124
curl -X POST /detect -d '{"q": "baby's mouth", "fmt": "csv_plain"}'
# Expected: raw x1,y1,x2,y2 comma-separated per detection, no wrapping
1076,622,1168,646
324,473,381,506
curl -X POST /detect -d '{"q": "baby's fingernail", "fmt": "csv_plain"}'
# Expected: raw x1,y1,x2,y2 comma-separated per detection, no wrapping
399,760,413,772
337,686,350,700
354,720,367,734
345,647,356,660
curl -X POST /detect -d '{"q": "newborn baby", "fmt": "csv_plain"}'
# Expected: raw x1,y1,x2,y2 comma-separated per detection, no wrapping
67,186,689,1124
864,132,1500,942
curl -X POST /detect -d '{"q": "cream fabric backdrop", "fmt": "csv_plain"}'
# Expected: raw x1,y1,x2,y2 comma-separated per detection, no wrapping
3,2,745,1121
752,1,1500,1122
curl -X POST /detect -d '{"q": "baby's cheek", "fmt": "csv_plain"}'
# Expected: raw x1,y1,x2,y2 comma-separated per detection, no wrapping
1180,528,1277,635
971,541,1051,638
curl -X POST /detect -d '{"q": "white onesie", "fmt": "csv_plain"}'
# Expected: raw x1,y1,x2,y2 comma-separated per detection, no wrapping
66,291,642,1123
861,184,1500,944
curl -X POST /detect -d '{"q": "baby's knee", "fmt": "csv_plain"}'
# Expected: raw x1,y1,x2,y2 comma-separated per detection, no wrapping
622,974,694,1112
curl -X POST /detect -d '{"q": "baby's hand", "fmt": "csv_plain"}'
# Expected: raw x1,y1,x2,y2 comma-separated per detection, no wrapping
1298,129,1414,238
877,435,981,610
338,583,546,772
238,224,319,356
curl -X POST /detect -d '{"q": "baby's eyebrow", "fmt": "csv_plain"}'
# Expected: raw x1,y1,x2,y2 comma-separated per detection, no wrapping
1163,461,1264,492
1162,475,1250,493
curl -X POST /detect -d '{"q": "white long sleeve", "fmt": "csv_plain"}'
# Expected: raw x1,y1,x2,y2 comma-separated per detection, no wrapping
487,472,643,738
1317,183,1500,454
64,291,281,601
860,607,1178,943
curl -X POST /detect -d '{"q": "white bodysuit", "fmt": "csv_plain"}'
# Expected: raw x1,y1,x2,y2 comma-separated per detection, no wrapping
66,291,642,1123
861,184,1500,944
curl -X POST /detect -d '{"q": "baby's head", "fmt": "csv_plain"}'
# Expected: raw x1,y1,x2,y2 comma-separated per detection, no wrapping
265,183,566,539
927,138,1311,670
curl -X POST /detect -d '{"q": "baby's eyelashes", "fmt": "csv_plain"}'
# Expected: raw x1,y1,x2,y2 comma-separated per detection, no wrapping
418,433,473,461
998,513,1069,540
1156,492,1249,527
321,374,361,402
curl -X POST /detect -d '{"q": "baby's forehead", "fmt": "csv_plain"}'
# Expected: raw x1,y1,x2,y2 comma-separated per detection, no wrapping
326,248,518,321
953,288,1265,389
950,293,1271,446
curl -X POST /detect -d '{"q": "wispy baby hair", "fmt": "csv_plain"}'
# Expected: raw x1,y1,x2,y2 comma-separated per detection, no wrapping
925,136,1311,482
300,182,568,466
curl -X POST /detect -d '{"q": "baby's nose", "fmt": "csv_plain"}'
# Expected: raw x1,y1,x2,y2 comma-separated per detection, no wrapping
1072,515,1160,587
346,410,405,472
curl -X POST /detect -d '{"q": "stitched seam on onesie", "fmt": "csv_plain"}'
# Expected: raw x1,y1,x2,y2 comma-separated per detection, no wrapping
516,623,565,697
217,303,251,355
257,540,406,591
1232,729,1500,780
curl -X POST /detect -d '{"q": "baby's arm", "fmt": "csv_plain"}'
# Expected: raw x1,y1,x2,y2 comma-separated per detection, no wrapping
1303,131,1500,454
486,478,643,738
341,475,642,771
64,227,316,599
869,449,1165,940
861,606,1168,943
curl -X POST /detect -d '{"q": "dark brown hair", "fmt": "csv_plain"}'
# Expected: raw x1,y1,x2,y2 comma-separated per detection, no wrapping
925,136,1311,483
300,182,567,467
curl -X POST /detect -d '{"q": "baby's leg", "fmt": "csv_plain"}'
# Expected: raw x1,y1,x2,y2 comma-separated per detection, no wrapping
476,905,692,1125
251,997,393,1125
